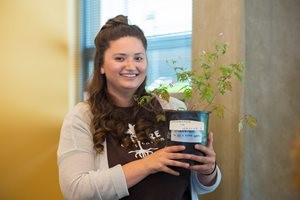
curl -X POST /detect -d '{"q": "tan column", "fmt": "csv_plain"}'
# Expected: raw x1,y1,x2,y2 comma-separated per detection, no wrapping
192,0,244,199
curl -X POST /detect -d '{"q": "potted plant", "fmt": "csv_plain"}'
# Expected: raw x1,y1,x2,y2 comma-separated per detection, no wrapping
136,38,257,158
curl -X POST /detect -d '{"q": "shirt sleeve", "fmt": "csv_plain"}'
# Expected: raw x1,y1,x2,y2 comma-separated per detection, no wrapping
190,166,222,199
57,102,129,200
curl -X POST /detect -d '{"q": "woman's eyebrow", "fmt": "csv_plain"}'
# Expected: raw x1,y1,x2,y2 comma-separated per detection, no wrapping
134,52,146,56
113,52,145,56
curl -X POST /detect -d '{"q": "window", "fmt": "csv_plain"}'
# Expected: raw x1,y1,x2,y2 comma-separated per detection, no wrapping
80,0,192,99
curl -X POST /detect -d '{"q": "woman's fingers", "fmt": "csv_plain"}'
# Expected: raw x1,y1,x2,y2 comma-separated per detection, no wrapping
187,132,216,174
207,132,214,149
160,159,190,176
143,145,191,175
163,145,186,152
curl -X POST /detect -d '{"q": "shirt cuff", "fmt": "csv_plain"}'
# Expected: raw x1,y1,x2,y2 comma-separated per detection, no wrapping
109,164,129,198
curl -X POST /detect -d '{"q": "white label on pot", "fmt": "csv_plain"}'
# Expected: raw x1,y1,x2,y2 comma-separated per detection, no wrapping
169,120,204,131
170,130,203,143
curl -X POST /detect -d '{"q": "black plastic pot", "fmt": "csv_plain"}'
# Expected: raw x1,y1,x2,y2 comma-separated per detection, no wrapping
165,110,210,159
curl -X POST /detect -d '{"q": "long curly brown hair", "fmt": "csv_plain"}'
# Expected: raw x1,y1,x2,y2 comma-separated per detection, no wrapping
86,15,166,153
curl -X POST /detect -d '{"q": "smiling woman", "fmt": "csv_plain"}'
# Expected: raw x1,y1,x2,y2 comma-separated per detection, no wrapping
100,37,147,100
57,15,221,200
79,0,192,100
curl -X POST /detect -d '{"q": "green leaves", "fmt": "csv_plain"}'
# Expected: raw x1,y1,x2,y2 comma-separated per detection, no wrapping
200,84,214,103
135,95,153,106
173,42,244,108
171,41,256,130
137,39,257,130
238,114,257,132
151,85,170,102
174,66,192,82
211,104,225,119
181,86,192,100
215,42,228,55
156,114,166,122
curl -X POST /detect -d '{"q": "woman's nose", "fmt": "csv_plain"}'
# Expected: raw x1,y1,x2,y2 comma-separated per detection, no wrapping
126,59,135,69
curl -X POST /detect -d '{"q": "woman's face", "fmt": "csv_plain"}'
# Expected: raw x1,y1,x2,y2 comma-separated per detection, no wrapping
101,36,147,98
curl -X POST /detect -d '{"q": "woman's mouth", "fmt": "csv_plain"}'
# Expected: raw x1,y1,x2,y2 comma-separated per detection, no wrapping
120,73,138,78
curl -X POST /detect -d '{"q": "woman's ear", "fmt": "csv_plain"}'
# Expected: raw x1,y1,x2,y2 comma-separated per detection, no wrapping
100,66,105,74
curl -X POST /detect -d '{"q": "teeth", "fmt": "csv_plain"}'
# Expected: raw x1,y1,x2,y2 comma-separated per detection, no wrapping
122,74,137,77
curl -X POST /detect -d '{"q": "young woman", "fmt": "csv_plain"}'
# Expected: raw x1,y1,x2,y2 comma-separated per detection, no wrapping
57,15,221,200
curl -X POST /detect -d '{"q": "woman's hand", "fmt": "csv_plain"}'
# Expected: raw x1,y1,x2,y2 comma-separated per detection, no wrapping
142,145,192,176
188,132,217,186
123,145,192,188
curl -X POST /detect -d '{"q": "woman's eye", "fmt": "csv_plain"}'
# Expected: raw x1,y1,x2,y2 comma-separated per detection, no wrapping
115,57,125,62
135,57,144,62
